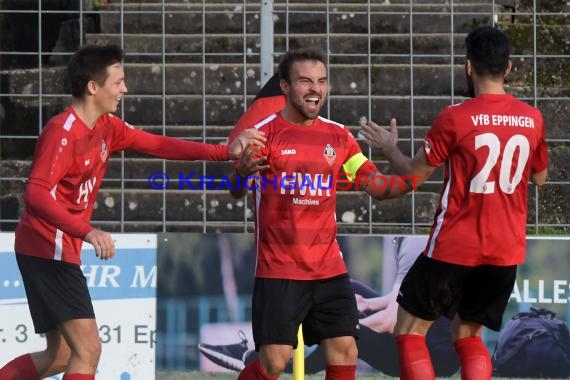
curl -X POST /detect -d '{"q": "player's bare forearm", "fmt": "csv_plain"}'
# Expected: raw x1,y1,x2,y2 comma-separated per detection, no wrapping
364,173,414,201
383,144,415,177
385,148,436,192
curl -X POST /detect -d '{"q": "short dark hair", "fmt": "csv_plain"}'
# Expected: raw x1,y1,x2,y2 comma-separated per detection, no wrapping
465,26,511,77
277,48,327,83
67,44,124,98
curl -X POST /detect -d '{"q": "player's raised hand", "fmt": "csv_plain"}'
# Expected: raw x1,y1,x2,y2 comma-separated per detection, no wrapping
236,143,270,177
359,118,399,155
85,229,116,260
228,128,267,160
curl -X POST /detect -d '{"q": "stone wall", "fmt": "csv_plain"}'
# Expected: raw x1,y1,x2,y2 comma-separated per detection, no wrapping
1,0,568,232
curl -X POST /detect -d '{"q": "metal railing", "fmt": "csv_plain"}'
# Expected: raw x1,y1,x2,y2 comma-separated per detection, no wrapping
1,0,568,234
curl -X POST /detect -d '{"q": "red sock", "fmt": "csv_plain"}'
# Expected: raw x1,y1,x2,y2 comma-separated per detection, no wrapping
62,374,95,380
237,359,278,380
325,364,356,380
396,334,435,380
454,336,492,380
0,353,39,380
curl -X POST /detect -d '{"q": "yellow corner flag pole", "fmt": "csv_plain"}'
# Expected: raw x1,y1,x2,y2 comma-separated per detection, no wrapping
293,324,304,380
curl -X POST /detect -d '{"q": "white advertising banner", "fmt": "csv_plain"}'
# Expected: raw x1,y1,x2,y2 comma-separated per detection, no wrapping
0,233,157,380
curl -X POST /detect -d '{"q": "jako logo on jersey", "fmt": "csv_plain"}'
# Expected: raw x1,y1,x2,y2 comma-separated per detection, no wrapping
77,177,97,206
323,144,336,166
280,172,332,196
281,149,296,155
100,139,108,162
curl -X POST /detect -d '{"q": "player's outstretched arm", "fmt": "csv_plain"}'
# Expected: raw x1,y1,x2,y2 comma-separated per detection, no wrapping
126,127,265,161
360,118,436,199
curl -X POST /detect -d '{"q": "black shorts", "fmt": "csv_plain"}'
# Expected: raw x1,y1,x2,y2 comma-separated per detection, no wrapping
251,274,359,349
16,253,95,334
397,254,517,331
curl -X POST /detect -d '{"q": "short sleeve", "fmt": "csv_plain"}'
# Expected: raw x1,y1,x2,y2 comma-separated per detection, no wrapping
423,108,456,167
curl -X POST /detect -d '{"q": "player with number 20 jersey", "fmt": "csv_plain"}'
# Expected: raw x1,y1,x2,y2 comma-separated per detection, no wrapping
423,93,547,267
359,27,549,380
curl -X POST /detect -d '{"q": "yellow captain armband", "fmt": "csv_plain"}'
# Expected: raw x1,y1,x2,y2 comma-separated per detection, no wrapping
342,152,369,181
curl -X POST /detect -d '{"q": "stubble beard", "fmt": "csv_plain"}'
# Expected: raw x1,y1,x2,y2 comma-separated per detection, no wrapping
293,98,321,121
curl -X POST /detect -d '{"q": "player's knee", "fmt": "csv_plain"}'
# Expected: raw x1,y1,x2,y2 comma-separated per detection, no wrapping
50,360,68,375
51,347,72,373
261,356,288,377
343,341,358,363
325,337,358,364
76,337,102,367
42,341,72,373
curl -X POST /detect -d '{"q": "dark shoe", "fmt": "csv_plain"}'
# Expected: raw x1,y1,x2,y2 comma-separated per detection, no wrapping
198,330,249,371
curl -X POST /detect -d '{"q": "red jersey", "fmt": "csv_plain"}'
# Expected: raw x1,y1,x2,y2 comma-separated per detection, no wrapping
423,94,548,266
251,113,377,280
228,94,286,144
15,107,228,264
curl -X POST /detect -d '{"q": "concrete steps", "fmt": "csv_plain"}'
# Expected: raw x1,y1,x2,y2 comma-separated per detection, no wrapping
89,187,441,225
1,62,470,96
86,32,467,64
87,23,570,63
1,0,569,232
108,0,499,4
99,2,499,35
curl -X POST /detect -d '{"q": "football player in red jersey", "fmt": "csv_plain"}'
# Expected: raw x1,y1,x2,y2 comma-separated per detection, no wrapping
230,48,410,380
0,44,265,380
360,26,548,380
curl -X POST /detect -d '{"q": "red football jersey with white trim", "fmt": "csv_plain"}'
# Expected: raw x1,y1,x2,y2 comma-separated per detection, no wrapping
252,113,377,280
15,107,228,264
423,94,548,266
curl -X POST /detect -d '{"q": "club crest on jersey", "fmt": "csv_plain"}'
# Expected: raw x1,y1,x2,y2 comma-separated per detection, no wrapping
323,144,336,166
100,139,108,162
